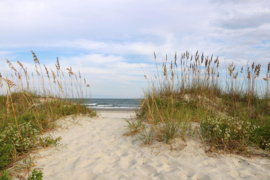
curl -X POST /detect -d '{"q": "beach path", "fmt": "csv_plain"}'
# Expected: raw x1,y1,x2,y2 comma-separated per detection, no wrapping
26,111,270,180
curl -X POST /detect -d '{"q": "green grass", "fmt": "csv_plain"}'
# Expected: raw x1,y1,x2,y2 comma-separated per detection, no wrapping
0,171,12,180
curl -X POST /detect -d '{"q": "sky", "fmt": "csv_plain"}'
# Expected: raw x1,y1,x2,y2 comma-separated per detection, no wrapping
0,0,269,98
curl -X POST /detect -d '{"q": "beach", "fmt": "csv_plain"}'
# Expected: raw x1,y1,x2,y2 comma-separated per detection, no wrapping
2,1,270,179
18,110,270,180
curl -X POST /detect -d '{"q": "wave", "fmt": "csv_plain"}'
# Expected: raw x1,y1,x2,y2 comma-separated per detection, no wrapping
85,103,98,106
97,105,113,107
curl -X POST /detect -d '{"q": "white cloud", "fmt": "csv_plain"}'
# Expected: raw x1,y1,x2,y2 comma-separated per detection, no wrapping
0,0,270,97
213,12,270,29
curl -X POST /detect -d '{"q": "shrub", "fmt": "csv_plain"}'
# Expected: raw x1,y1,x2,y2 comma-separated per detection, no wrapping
250,119,270,150
0,122,39,151
200,116,259,151
28,169,43,180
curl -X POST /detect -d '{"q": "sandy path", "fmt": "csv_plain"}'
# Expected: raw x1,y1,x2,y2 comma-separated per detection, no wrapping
27,111,270,180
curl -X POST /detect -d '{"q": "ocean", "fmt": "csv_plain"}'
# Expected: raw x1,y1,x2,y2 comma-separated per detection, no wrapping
69,98,141,110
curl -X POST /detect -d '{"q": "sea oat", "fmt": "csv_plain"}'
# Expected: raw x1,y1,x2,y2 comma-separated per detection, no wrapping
31,51,40,64
3,78,16,88
36,69,40,76
44,65,50,78
201,53,204,64
247,71,251,79
256,64,261,77
56,57,60,71
57,80,64,93
6,59,17,72
50,69,56,83
67,67,74,76
163,65,167,76
17,61,24,69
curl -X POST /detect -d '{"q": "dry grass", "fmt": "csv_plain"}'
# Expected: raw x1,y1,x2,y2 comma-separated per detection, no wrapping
0,51,96,177
133,50,270,155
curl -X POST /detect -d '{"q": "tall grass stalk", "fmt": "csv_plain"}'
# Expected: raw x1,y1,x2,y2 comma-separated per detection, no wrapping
136,51,270,153
0,52,95,171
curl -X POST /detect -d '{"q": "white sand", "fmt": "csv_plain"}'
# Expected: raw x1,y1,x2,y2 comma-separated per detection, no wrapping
25,111,270,180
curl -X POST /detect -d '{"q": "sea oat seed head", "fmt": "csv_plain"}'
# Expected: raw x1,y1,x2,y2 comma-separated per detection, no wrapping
247,71,251,79
201,53,204,64
31,51,40,64
3,78,16,88
6,59,17,72
50,69,56,83
186,51,189,59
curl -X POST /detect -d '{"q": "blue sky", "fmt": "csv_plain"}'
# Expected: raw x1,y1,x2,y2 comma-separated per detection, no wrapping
0,0,270,98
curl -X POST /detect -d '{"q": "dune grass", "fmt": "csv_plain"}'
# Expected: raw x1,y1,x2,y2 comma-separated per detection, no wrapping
129,51,270,154
0,52,95,178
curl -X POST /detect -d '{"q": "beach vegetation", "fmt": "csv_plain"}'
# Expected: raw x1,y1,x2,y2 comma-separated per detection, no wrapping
0,52,95,177
27,169,43,180
133,51,270,155
0,171,12,180
124,118,144,136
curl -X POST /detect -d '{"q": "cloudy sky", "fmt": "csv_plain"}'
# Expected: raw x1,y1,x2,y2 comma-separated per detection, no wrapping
0,0,269,98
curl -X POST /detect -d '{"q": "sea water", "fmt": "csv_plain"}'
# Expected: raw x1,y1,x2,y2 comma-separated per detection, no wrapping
69,98,141,110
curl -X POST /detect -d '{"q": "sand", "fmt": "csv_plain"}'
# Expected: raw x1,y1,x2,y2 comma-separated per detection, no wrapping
21,111,270,180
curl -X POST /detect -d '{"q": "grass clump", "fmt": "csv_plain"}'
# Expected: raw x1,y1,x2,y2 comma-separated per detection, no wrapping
38,135,62,148
0,145,14,169
133,51,270,155
0,171,12,180
0,51,96,177
140,94,189,144
124,118,143,136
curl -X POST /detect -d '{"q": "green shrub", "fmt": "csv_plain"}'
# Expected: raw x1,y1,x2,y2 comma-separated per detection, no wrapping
28,169,43,180
200,116,259,151
250,120,270,150
0,122,39,151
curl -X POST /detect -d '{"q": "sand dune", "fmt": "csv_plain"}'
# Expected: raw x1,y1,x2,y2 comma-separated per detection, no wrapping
24,111,270,180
